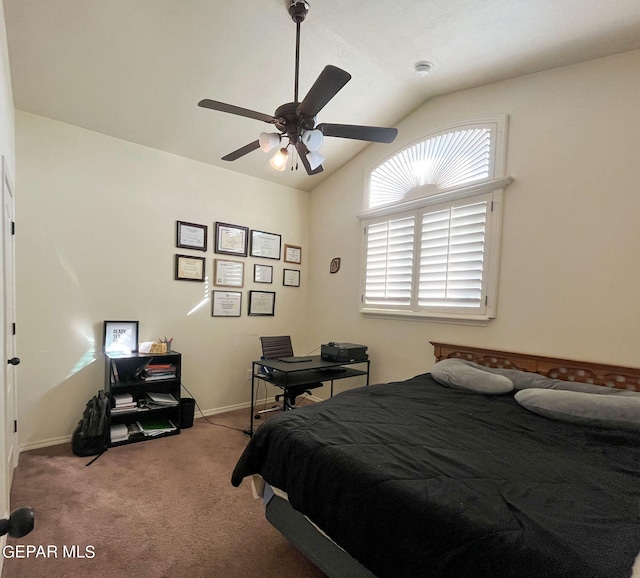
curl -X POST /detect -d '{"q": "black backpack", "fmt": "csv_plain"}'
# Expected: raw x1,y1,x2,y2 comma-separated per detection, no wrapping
72,390,109,459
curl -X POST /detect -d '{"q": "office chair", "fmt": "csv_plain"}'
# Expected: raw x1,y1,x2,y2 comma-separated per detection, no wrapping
258,335,323,413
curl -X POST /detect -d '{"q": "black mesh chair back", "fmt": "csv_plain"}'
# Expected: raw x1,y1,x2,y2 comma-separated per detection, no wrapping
260,336,294,360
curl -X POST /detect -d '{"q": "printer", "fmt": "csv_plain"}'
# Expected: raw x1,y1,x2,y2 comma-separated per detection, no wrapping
321,342,368,363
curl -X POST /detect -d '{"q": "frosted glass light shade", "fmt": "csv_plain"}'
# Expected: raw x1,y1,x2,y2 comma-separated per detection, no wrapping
301,129,323,152
270,148,289,171
306,150,325,171
259,132,281,153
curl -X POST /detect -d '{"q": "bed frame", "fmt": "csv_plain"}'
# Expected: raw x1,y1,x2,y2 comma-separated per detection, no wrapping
431,342,640,391
265,343,640,578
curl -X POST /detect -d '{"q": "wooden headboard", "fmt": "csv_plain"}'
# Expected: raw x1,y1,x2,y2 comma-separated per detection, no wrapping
431,342,640,392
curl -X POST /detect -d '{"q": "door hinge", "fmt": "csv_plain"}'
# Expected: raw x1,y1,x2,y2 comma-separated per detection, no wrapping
12,322,16,335
11,221,15,235
14,420,17,433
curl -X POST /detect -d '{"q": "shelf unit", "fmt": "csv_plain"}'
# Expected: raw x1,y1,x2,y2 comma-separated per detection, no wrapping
105,351,181,446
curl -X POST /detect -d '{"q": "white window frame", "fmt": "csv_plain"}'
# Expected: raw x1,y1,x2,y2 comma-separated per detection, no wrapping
357,116,512,325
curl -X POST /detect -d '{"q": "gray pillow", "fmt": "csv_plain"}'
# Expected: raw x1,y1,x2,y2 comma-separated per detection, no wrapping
515,389,640,432
431,359,513,394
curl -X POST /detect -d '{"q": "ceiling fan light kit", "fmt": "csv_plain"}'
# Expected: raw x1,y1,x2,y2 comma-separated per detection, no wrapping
197,0,397,175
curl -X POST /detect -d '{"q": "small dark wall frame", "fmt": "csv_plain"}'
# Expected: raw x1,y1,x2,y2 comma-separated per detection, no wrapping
103,320,139,354
215,222,249,257
283,268,300,287
175,254,206,282
248,290,276,316
176,221,208,251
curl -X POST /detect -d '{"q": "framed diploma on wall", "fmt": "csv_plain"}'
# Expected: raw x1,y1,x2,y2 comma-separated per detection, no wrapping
283,269,300,287
176,221,208,251
284,244,302,264
212,291,242,317
248,290,276,316
215,222,249,257
175,254,206,282
214,259,244,287
249,230,281,260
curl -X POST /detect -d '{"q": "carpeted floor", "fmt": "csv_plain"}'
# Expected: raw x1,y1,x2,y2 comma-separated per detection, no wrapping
2,407,327,578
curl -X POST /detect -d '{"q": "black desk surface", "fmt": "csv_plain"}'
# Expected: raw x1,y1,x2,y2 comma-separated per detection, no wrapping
255,355,365,374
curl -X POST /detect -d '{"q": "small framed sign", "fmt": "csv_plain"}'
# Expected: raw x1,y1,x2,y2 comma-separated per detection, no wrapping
175,254,206,282
176,221,208,251
284,244,302,264
103,320,139,354
283,269,300,287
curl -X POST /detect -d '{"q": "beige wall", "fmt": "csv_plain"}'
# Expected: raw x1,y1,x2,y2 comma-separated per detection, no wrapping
15,112,311,449
308,49,640,391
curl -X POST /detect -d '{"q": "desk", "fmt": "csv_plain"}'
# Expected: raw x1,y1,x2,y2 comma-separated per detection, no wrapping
245,355,370,436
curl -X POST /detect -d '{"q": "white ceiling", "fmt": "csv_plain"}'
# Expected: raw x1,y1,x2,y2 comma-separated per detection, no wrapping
4,0,640,192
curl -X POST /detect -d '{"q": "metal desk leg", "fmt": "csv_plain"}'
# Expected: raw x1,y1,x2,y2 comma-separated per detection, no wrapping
244,368,256,437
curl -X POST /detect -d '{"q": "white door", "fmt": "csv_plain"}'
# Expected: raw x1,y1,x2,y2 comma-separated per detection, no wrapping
2,157,17,508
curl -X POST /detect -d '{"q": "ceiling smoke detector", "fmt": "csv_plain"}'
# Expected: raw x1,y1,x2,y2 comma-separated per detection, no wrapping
414,61,434,77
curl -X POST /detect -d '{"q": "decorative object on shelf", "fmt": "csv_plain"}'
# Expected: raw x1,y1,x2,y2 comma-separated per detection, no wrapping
283,269,300,287
214,222,249,257
175,254,206,281
254,263,273,284
176,220,208,251
248,290,276,316
250,229,282,260
284,244,302,264
212,290,243,317
214,258,244,287
330,257,341,274
103,320,139,354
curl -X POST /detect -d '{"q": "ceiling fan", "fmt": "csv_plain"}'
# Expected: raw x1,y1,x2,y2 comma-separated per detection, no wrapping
197,0,398,176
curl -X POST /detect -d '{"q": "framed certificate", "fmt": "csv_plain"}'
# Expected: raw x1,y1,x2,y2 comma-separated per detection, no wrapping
248,290,276,316
215,222,249,257
214,258,244,287
284,244,302,264
176,221,207,251
250,230,281,260
283,269,300,287
254,264,273,284
103,320,139,354
175,254,206,282
212,291,242,317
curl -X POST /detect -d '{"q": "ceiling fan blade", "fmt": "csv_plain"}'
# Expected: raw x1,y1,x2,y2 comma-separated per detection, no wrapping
295,142,324,175
317,123,398,143
198,99,276,124
222,140,261,162
298,65,351,117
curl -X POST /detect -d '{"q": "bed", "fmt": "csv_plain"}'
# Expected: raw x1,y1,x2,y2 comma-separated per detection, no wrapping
231,342,640,578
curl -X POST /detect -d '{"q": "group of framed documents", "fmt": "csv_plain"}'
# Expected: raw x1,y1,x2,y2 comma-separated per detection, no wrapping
174,220,302,317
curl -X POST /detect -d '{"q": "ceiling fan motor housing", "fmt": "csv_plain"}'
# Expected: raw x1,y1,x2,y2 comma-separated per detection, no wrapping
288,0,309,23
274,102,315,141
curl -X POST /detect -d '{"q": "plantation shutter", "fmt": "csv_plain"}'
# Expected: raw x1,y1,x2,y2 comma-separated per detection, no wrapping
418,200,488,311
364,216,415,307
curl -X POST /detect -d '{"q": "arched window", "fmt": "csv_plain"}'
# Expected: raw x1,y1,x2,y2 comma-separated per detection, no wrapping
358,116,512,323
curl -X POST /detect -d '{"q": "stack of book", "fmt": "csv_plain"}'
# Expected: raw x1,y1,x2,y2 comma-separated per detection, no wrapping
145,392,179,408
111,393,137,414
141,363,177,381
136,417,177,437
110,423,129,443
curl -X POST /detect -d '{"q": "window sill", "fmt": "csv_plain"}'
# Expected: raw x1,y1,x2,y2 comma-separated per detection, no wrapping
360,308,492,326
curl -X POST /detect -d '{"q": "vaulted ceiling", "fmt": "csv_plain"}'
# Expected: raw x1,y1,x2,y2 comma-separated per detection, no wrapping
5,0,640,191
